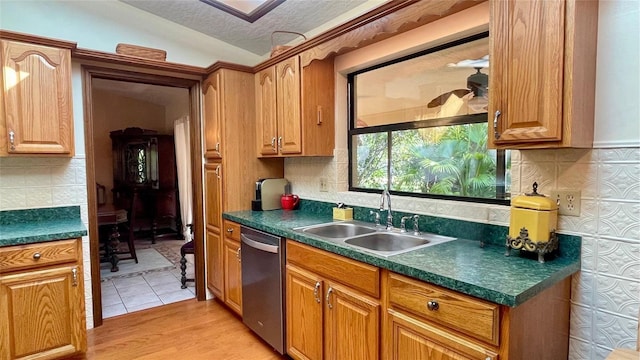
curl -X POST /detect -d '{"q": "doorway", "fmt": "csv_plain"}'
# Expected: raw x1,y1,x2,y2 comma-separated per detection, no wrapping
82,66,205,327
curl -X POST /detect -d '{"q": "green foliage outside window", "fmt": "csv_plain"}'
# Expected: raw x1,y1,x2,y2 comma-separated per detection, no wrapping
353,122,510,201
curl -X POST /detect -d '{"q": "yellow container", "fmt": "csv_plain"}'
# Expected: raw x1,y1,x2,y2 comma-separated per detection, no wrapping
333,207,353,221
509,187,558,243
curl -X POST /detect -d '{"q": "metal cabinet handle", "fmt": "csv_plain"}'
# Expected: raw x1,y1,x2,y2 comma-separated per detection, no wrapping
215,142,220,153
226,228,234,233
427,300,439,311
270,137,276,150
493,110,501,140
72,268,78,287
313,281,321,303
236,248,241,262
214,165,221,179
326,287,333,309
277,136,282,150
33,252,41,260
317,105,322,125
8,130,15,151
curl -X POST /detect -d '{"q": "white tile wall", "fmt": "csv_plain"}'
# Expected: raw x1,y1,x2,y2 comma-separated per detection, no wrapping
0,156,93,329
285,147,640,359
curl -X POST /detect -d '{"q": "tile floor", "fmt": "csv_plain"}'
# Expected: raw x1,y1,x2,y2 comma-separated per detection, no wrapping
101,256,196,318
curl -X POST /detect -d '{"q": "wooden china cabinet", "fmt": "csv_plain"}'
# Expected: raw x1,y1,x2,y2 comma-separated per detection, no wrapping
110,127,181,242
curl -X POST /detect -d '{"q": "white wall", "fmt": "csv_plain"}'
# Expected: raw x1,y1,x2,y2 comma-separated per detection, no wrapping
0,0,261,66
593,0,640,147
284,2,640,359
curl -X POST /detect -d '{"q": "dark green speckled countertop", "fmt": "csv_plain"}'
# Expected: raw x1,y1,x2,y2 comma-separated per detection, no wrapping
223,200,581,307
0,206,87,247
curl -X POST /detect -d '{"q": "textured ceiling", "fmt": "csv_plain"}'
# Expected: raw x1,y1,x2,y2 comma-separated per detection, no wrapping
120,0,370,57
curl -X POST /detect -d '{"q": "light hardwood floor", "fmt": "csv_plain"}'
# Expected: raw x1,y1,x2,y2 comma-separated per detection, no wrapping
72,299,285,359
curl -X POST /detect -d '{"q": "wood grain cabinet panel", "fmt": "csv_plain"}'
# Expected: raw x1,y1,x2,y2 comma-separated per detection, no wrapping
223,237,242,315
203,71,222,159
387,310,497,360
489,0,599,148
256,55,334,157
383,272,571,360
0,239,78,273
0,238,86,360
0,39,74,156
388,273,499,346
286,242,380,360
202,68,283,305
286,265,324,360
325,282,380,360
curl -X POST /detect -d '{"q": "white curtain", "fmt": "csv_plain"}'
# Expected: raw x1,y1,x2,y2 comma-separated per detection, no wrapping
174,115,193,242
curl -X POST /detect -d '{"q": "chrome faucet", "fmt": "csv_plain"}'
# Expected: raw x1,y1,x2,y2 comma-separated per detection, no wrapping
412,214,421,235
400,216,411,232
379,187,393,230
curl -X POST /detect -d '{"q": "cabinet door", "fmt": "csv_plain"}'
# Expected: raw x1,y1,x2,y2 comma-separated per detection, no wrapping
203,71,222,159
489,0,565,145
0,265,86,360
299,56,335,156
206,230,224,299
256,67,278,156
276,56,302,155
286,265,323,360
387,310,497,360
223,238,242,315
1,40,73,155
324,282,380,360
205,163,223,298
204,163,222,232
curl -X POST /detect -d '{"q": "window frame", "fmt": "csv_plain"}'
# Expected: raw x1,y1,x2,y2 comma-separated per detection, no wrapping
347,31,510,205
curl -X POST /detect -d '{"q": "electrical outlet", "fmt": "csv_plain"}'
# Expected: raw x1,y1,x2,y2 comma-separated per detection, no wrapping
549,190,581,216
319,177,328,192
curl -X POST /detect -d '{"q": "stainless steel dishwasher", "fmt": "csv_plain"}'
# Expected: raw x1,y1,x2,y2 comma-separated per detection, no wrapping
240,226,286,354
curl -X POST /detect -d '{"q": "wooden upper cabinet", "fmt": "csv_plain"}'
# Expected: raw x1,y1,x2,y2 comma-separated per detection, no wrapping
0,39,74,156
203,71,222,159
489,0,598,149
256,55,334,157
277,56,303,155
256,66,279,156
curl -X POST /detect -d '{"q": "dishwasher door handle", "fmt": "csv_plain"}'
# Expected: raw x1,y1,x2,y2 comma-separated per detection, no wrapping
241,234,279,254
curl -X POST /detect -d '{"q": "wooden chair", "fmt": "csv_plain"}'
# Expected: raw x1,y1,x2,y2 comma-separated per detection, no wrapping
115,190,139,263
606,309,640,360
180,224,194,289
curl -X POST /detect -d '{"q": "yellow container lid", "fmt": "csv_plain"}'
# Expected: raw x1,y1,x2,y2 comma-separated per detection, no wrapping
511,182,558,211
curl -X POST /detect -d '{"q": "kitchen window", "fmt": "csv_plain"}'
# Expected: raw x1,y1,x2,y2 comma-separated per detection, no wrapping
348,32,510,204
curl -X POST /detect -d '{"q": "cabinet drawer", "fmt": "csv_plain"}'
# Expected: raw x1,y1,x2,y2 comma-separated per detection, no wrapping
223,220,241,242
0,239,79,273
388,272,499,346
286,241,380,298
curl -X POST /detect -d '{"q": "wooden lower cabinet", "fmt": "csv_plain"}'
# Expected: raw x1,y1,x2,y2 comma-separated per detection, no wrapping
286,241,380,360
0,239,86,360
286,265,324,360
387,310,496,360
325,282,379,360
223,238,242,315
283,241,570,360
206,229,223,298
384,272,571,360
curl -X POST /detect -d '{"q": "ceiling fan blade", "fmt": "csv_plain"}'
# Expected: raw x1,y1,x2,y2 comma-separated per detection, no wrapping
427,88,471,108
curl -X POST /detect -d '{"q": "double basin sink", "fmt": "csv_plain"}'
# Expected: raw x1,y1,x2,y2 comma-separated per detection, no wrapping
295,220,456,257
